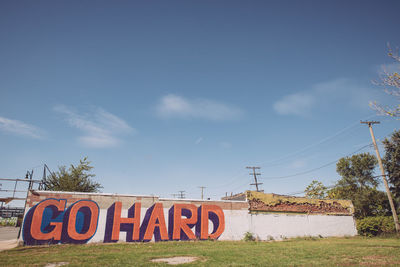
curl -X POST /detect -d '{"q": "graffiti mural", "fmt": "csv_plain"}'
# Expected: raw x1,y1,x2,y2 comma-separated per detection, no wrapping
22,198,225,245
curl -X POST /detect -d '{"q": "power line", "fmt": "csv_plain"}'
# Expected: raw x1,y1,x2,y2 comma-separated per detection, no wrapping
203,116,385,194
246,166,263,192
230,179,253,192
254,117,375,168
202,118,376,192
285,184,338,196
208,142,379,194
261,126,364,169
260,143,373,180
361,120,400,233
220,124,394,197
198,186,206,200
199,118,394,198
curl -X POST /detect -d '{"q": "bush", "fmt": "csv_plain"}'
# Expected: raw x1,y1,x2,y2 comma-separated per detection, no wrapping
0,217,17,226
356,216,396,237
243,232,256,241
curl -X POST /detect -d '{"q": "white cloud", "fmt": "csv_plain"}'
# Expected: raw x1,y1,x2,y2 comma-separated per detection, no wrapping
0,116,44,139
54,105,134,148
273,78,381,117
273,93,315,116
219,141,232,149
156,94,243,120
290,159,307,169
195,137,204,145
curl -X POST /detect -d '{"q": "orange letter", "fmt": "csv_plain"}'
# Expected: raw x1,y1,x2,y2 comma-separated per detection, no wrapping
30,199,66,240
67,200,99,240
172,204,197,240
200,205,225,240
111,202,141,241
143,203,168,241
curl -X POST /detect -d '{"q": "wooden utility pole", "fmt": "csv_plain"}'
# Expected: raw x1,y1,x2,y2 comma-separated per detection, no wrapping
178,191,186,199
246,166,263,192
361,121,400,233
198,186,206,200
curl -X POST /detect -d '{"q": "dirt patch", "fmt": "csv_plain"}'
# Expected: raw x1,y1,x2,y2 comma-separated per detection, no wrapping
363,256,389,260
331,255,400,266
44,263,69,267
151,256,199,265
359,255,400,266
249,198,350,214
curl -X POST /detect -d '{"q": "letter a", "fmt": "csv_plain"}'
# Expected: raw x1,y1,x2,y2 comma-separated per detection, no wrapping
143,203,168,241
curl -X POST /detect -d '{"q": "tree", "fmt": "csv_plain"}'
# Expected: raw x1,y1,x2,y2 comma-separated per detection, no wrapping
44,157,102,192
370,45,400,117
304,180,327,199
383,129,400,211
336,153,379,189
328,185,390,218
333,153,390,218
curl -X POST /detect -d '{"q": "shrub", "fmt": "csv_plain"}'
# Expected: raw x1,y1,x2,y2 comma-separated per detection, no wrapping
356,216,396,237
0,217,17,226
243,232,256,241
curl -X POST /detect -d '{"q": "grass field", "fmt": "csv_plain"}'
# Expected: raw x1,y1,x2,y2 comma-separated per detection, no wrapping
1,237,400,266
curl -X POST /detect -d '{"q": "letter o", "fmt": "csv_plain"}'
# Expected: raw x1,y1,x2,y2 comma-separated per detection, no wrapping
67,200,99,241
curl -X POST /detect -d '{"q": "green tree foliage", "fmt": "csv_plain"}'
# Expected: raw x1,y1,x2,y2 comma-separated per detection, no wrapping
357,216,397,237
304,180,327,199
336,153,378,189
44,157,102,192
328,185,389,218
333,153,390,218
383,129,400,211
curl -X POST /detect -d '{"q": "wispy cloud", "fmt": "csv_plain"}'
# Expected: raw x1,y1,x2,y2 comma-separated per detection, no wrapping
54,105,134,148
0,116,44,139
195,137,204,145
290,159,307,169
156,94,243,121
219,141,232,149
273,93,315,116
273,78,381,117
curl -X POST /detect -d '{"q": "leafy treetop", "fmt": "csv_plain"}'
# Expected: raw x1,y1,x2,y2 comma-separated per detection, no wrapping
44,157,102,193
383,129,400,212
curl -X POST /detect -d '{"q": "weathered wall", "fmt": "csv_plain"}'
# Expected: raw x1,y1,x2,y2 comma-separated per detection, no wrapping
248,213,357,240
246,191,354,215
20,191,357,245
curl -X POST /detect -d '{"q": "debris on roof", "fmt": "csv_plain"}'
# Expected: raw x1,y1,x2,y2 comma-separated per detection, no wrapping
246,191,354,215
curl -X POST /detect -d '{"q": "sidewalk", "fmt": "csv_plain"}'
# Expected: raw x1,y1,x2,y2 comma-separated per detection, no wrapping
0,226,20,251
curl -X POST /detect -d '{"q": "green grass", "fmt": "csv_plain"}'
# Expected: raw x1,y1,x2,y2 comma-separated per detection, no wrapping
1,237,400,266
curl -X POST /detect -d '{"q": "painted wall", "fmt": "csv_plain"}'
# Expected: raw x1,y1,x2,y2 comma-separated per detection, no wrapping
20,191,357,245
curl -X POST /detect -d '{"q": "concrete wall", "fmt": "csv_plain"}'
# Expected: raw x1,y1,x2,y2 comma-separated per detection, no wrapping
20,191,357,245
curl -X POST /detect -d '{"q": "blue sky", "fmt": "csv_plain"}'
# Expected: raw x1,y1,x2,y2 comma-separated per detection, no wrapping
1,0,400,205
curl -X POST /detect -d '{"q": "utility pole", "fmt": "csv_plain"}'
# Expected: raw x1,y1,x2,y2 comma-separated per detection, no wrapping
41,164,54,190
361,121,400,233
246,166,263,192
178,191,186,199
198,186,206,200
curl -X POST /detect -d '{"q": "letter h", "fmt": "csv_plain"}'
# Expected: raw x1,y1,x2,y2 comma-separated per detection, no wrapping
111,202,141,241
